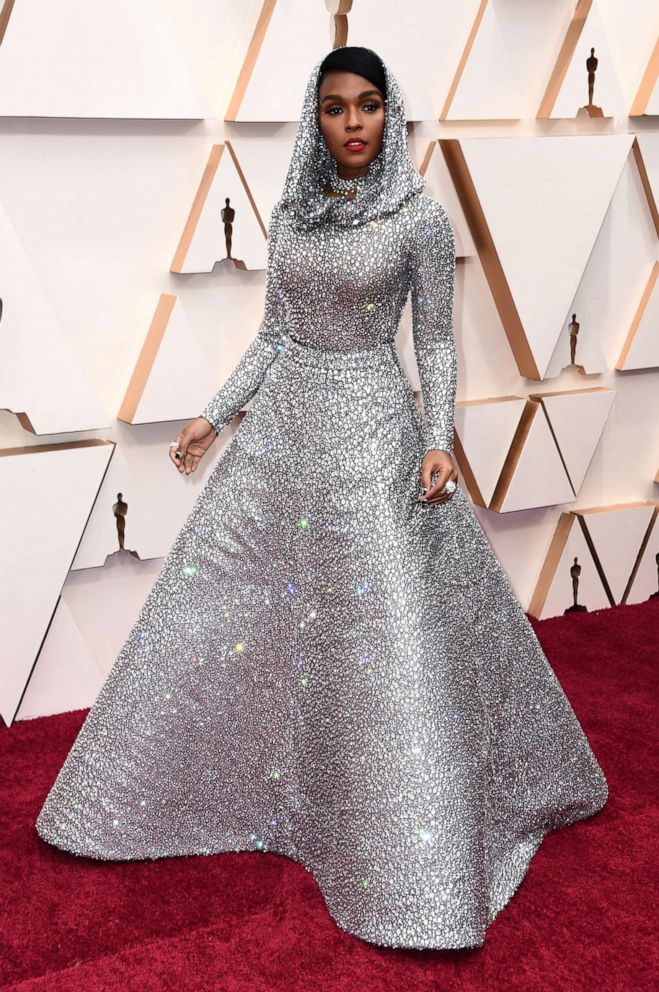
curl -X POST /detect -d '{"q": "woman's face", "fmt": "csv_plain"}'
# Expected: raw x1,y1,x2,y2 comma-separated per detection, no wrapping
317,69,385,178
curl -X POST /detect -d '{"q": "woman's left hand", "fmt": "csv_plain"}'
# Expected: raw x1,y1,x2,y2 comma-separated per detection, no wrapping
418,449,458,505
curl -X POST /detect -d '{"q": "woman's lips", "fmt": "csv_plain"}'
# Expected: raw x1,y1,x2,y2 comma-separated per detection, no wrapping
344,140,367,152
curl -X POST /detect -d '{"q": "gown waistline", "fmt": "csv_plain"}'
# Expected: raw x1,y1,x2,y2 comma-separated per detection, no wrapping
278,331,398,371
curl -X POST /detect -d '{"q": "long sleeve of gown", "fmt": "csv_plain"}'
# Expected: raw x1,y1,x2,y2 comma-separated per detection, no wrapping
409,199,457,457
199,202,287,434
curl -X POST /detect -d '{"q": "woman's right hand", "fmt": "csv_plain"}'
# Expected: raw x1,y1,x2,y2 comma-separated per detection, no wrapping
168,417,218,475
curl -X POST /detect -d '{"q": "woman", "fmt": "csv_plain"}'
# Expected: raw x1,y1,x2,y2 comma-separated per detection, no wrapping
36,47,608,950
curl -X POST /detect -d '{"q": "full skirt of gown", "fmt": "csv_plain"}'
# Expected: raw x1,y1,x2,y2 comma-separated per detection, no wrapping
35,334,609,950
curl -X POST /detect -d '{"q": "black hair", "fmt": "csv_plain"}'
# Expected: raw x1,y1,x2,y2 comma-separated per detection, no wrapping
317,46,387,101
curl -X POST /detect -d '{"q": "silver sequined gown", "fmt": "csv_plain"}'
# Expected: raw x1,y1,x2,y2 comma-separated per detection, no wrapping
36,51,608,950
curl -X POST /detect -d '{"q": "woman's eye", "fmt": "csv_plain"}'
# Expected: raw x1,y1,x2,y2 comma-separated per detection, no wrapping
325,102,380,116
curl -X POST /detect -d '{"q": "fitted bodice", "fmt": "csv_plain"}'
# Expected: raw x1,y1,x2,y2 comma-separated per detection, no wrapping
200,191,457,456
272,201,416,352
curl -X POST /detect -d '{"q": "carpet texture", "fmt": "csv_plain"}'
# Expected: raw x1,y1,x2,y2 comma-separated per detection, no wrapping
1,599,656,991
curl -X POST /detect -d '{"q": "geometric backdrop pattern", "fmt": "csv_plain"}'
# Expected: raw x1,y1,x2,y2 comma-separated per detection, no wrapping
0,441,115,726
455,387,616,512
441,133,636,380
0,202,107,434
0,0,657,722
117,294,217,426
171,144,269,274
529,501,658,619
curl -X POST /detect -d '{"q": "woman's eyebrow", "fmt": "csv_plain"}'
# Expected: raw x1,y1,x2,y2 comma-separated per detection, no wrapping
319,89,381,104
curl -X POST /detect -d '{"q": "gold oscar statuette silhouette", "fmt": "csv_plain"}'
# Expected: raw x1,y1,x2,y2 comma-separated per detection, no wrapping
113,492,128,550
564,312,586,374
110,493,141,560
565,556,588,614
221,198,235,259
220,197,247,270
578,47,604,119
326,1,353,48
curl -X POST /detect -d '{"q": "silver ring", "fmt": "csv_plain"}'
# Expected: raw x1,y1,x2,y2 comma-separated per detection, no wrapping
444,479,456,493
169,442,180,450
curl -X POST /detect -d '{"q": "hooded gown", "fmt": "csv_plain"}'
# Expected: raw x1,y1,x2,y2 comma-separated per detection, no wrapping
35,51,609,950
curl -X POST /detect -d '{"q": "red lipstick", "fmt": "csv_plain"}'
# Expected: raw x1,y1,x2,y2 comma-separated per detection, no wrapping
344,139,367,152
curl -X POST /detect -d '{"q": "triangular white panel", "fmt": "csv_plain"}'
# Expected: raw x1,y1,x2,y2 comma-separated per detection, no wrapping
70,445,142,570
418,144,476,258
499,411,574,512
618,270,659,371
635,133,659,209
229,0,478,122
446,0,524,121
71,422,231,570
331,0,477,122
0,0,210,118
536,388,616,494
63,552,166,683
534,516,611,620
548,2,627,120
229,138,295,227
125,296,217,425
0,441,114,726
173,146,268,274
603,2,659,113
646,60,659,115
16,599,104,721
229,1,327,121
456,398,526,506
625,512,659,604
0,203,108,433
582,503,656,604
461,134,633,378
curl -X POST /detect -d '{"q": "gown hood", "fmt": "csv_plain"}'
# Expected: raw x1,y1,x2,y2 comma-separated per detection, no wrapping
279,47,426,231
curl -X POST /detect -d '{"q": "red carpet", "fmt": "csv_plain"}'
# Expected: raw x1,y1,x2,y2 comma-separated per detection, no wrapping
1,599,656,991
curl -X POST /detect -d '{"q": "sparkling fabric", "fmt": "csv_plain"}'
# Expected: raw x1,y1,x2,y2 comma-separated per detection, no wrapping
279,48,425,232
35,50,608,950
